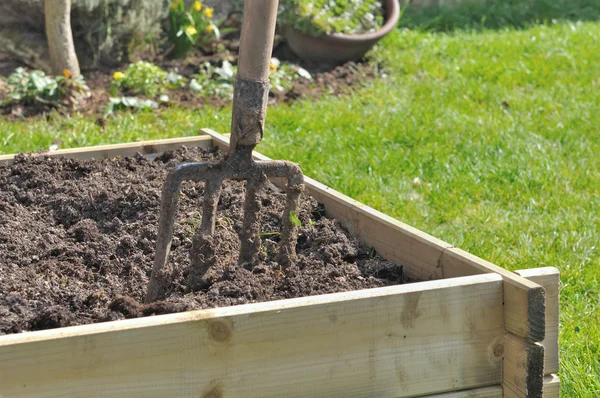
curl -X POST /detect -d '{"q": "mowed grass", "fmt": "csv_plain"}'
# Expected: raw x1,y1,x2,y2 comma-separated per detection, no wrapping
1,1,599,395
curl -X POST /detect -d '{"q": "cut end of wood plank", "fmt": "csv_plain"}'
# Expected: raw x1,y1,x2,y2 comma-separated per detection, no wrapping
525,343,545,398
516,267,560,375
503,334,545,398
527,286,546,343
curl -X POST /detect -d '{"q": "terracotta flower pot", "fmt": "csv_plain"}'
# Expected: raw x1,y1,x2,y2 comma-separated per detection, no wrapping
282,0,401,65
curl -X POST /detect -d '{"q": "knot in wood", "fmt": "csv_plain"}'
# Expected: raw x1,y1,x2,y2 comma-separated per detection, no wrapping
493,342,504,357
209,320,231,342
203,385,224,398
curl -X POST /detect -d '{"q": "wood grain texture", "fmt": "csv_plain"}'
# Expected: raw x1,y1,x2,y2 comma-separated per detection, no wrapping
515,268,560,375
502,334,545,398
440,248,546,342
0,135,214,165
420,385,502,397
0,275,504,398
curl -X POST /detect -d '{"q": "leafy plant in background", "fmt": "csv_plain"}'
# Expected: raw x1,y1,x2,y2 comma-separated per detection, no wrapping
71,0,165,68
189,61,237,99
56,69,92,106
269,58,312,92
104,96,159,117
280,0,385,36
189,58,312,100
111,61,184,97
167,0,220,59
4,68,90,107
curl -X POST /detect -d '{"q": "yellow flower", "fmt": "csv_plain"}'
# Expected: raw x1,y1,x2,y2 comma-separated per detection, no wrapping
193,1,202,11
203,7,213,18
185,26,198,36
205,25,214,32
269,58,280,71
63,69,72,79
169,0,180,9
113,71,124,80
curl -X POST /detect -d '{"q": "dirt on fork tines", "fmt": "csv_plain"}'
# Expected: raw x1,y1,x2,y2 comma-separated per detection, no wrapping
0,146,410,335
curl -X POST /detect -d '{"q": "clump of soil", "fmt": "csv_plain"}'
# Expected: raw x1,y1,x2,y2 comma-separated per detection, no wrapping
0,146,409,335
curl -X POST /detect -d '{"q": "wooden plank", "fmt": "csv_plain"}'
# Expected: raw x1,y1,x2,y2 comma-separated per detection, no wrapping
201,128,453,281
0,274,505,398
515,268,560,375
542,374,560,398
419,385,502,397
502,333,545,398
440,248,546,342
0,135,214,165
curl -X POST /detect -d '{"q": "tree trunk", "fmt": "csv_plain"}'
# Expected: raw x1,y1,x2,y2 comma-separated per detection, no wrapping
44,0,80,77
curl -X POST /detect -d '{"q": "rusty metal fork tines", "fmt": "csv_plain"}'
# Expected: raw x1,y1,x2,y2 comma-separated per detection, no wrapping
145,135,303,303
145,0,301,303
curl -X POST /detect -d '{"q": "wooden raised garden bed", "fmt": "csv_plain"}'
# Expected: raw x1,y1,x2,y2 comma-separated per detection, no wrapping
0,129,559,397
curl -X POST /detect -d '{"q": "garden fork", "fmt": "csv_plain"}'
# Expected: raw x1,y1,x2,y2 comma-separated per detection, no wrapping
146,0,303,303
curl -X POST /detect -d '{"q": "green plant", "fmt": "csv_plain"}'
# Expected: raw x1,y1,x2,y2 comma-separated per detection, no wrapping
71,0,165,68
189,61,237,99
280,0,385,36
104,96,159,117
4,68,90,107
269,58,312,92
289,210,302,227
167,0,220,59
7,68,59,104
111,61,184,97
189,58,311,99
57,70,92,105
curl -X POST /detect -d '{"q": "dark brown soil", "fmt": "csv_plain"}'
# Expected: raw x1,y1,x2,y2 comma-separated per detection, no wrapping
0,146,410,335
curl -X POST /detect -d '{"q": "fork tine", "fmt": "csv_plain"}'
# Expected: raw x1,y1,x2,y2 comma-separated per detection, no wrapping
145,172,184,303
146,162,211,303
200,178,223,236
238,174,267,265
276,169,304,267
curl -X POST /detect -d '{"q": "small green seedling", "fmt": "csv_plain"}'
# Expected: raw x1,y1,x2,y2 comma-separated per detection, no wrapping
289,210,302,227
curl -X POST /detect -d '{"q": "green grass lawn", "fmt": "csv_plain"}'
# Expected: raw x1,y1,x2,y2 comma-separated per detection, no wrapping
1,0,599,395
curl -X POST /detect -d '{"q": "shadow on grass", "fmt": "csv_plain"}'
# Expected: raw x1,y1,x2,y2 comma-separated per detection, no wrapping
399,0,600,32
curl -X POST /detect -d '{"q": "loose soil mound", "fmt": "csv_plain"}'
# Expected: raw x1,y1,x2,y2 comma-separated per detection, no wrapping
0,146,409,335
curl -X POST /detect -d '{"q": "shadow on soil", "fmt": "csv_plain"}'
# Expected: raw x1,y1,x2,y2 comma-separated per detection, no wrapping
399,0,600,32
